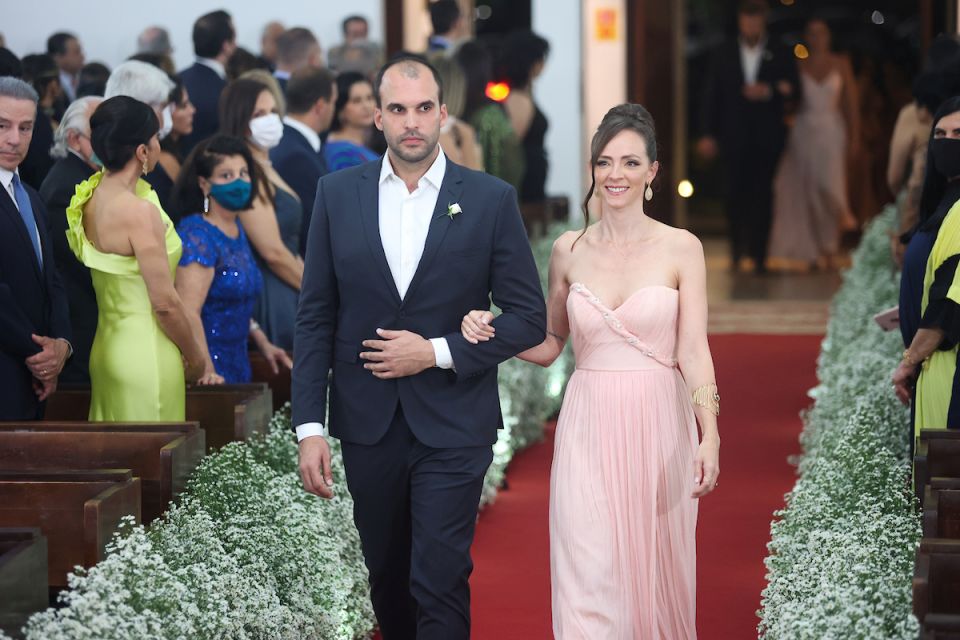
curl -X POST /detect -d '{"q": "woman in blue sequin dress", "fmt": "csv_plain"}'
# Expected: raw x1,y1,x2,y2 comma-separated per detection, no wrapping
171,136,292,383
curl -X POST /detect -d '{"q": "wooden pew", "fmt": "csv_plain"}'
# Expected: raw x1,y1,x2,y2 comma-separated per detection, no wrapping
185,383,272,451
45,384,273,452
0,423,203,524
249,351,291,412
0,470,140,588
0,528,48,639
925,488,960,539
916,430,960,505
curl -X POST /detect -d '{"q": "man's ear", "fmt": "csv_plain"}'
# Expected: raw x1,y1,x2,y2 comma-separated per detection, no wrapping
374,108,384,132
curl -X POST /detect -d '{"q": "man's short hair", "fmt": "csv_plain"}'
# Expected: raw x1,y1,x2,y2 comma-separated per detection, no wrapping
46,32,77,58
373,53,444,108
276,27,319,66
137,27,172,56
738,0,769,16
342,15,368,36
105,60,174,107
286,67,336,114
193,10,235,59
52,95,101,158
429,0,462,36
0,76,39,104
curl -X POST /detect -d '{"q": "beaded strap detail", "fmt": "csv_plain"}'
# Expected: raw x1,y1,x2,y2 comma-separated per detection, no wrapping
571,283,678,368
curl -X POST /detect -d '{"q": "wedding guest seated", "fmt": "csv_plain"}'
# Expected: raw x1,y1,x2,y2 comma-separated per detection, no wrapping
19,54,60,189
269,67,336,255
171,135,291,383
40,96,102,384
179,10,236,152
218,77,303,349
66,95,212,421
77,62,110,98
105,60,175,212
328,15,384,77
323,71,379,171
273,27,322,93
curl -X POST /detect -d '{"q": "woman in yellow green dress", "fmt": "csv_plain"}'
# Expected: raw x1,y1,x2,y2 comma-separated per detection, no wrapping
893,100,960,434
66,96,214,421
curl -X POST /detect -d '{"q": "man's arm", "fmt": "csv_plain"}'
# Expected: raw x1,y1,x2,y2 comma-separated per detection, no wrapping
445,185,546,379
0,282,42,358
291,177,338,430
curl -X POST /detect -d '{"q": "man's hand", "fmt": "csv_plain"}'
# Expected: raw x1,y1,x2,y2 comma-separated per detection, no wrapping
25,335,69,382
742,82,772,101
299,436,334,499
360,329,435,379
695,136,718,162
32,376,57,402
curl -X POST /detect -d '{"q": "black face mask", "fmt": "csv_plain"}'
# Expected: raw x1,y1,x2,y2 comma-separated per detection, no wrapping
932,137,960,180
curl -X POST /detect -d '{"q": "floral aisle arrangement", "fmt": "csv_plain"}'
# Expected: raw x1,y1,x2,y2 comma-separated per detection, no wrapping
757,206,921,639
21,226,574,638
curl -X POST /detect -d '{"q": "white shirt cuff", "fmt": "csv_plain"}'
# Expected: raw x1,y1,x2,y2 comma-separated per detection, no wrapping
430,337,454,370
295,422,327,442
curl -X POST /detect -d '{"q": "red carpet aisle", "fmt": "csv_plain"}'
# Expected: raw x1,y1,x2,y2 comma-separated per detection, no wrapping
468,333,822,639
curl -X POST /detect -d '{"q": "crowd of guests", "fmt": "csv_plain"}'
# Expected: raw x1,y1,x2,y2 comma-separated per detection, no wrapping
0,3,552,422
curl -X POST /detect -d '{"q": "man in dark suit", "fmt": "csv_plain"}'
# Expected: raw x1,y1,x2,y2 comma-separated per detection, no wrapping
178,10,236,153
272,27,322,95
270,67,335,256
697,0,800,274
427,0,465,53
40,95,101,384
293,55,546,639
0,77,73,420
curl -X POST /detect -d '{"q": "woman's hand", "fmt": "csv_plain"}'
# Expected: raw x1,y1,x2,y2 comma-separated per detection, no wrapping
184,357,207,384
258,340,293,374
196,369,225,386
692,437,720,498
892,361,918,405
461,310,496,344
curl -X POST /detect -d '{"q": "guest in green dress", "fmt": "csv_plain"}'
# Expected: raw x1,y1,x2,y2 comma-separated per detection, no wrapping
66,96,211,421
893,102,960,436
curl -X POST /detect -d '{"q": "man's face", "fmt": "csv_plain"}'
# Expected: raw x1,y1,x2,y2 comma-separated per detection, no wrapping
346,19,368,44
375,64,446,165
738,13,766,45
59,38,85,74
0,97,36,171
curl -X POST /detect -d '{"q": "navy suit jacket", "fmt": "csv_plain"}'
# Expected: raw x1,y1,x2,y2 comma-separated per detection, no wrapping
39,153,96,384
0,176,72,419
178,63,226,153
292,157,546,448
270,124,327,256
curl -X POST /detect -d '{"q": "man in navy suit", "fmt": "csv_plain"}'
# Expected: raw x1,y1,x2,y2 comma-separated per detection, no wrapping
178,10,236,153
292,55,546,639
272,27,322,95
0,77,72,420
270,67,336,256
427,0,466,53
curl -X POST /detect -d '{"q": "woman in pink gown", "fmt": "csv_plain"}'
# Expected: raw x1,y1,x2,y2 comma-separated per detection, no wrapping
463,104,721,638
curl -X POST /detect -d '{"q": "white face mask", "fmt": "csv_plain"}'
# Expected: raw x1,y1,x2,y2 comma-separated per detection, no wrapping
249,113,284,149
158,104,174,140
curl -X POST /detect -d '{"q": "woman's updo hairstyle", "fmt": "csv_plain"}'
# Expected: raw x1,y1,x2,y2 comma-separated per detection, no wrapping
90,95,159,172
575,103,658,247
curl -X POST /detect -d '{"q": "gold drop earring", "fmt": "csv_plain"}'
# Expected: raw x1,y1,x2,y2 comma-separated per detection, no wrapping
141,156,149,176
644,183,653,201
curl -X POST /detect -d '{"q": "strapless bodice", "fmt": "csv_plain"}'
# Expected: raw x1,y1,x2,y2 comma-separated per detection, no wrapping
567,282,678,371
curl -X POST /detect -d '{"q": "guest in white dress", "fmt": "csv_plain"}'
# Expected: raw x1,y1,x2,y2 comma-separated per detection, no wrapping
768,17,860,269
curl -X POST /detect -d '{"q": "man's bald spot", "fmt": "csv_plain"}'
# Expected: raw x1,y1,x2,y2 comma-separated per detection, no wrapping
375,56,444,107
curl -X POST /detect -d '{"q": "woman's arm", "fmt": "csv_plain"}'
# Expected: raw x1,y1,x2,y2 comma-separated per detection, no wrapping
462,232,572,367
887,105,914,194
127,201,206,380
174,262,224,384
238,189,304,290
839,56,861,159
505,92,535,141
893,327,943,404
250,319,293,373
674,231,720,498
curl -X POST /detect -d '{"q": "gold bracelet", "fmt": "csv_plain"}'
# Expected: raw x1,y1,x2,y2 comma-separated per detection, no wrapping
902,349,919,367
692,383,720,417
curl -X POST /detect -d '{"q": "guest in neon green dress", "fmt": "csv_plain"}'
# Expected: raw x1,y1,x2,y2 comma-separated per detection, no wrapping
65,96,211,421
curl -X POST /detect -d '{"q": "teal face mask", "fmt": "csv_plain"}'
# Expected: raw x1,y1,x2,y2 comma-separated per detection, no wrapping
209,179,252,211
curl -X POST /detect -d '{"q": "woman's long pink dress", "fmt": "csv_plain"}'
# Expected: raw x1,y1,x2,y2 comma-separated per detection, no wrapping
551,283,699,639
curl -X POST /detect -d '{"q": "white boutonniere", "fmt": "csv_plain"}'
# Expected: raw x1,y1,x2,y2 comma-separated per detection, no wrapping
441,202,462,220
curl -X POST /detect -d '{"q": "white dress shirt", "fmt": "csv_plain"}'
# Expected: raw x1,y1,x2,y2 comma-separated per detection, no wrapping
739,37,766,86
196,57,227,80
0,166,43,268
59,69,77,102
295,148,455,442
283,116,321,153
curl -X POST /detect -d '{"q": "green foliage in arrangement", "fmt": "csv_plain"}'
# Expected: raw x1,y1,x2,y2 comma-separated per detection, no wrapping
757,206,921,639
21,226,576,638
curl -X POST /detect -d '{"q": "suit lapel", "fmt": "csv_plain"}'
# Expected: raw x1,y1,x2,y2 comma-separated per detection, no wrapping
358,160,402,305
403,161,464,304
0,183,42,283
